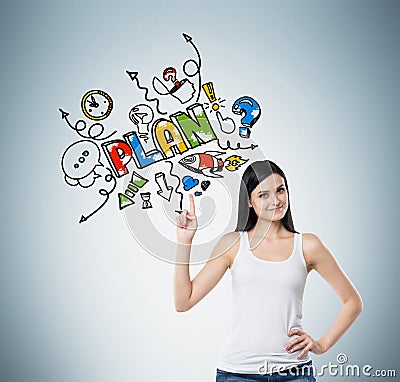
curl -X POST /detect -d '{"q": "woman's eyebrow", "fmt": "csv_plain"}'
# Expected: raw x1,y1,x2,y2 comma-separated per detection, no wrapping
257,184,285,194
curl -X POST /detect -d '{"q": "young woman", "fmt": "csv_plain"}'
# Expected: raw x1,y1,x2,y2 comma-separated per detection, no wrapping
174,160,363,382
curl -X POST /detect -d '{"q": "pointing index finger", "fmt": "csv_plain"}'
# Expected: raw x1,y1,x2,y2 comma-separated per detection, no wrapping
189,194,195,215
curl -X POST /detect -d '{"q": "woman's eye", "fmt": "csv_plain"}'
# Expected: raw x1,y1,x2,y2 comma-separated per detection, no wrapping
278,187,285,192
260,194,268,198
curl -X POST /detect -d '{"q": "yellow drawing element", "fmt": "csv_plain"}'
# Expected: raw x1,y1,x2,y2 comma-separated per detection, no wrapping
202,81,226,113
154,120,189,158
202,82,216,103
225,155,249,171
81,90,113,121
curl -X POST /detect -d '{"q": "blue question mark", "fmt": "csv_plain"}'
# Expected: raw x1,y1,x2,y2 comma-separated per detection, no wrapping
232,96,261,138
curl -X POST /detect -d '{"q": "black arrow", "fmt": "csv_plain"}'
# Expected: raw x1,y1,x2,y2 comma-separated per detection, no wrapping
126,70,167,115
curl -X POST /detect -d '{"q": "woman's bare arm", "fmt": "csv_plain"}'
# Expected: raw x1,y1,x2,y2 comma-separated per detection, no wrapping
287,233,364,357
174,231,239,312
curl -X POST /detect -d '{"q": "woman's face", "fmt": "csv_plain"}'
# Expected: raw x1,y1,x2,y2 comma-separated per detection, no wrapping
248,173,289,222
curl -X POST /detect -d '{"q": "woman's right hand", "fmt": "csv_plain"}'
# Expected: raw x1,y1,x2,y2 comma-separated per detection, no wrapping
176,194,198,244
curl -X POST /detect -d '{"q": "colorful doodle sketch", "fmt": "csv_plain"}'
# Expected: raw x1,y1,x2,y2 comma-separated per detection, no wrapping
59,33,266,240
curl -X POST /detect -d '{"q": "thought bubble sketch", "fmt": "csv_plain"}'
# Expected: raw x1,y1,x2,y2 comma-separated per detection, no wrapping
61,140,103,188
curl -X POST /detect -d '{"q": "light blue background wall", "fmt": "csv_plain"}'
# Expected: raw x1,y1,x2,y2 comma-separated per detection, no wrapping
1,1,399,381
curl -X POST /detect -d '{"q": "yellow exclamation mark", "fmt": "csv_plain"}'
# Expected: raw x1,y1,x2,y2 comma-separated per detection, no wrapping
202,82,220,111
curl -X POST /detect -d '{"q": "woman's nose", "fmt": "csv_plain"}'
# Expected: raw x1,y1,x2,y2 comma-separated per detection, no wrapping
272,194,279,204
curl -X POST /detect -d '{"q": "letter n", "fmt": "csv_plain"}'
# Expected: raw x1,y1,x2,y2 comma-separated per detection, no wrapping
171,103,217,149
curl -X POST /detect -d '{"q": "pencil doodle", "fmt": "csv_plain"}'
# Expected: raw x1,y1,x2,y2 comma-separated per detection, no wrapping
126,71,167,115
179,151,225,178
232,96,261,138
140,192,152,209
217,139,258,151
225,155,248,171
61,140,103,188
59,32,265,230
59,108,117,141
165,160,184,213
155,172,173,201
202,82,226,113
81,90,113,121
182,175,199,191
201,180,211,191
129,104,154,143
118,171,149,210
182,33,202,103
79,168,117,223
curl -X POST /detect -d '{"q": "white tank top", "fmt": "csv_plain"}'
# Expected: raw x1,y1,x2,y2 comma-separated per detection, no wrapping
216,231,311,374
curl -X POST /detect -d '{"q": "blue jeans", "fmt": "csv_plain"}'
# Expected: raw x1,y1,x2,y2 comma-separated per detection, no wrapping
216,360,316,381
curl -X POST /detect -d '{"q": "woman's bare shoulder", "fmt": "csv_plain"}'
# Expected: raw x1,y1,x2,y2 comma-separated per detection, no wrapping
213,231,241,268
302,232,321,246
302,232,323,248
302,232,329,266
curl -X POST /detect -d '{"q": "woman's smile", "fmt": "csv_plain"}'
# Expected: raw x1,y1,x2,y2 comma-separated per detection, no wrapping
268,205,283,211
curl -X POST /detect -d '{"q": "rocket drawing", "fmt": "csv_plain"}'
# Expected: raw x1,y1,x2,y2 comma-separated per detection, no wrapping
178,151,225,178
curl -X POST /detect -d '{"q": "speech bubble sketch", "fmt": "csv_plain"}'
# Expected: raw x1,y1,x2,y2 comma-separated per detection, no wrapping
59,108,117,141
61,140,103,188
126,71,167,115
58,32,269,249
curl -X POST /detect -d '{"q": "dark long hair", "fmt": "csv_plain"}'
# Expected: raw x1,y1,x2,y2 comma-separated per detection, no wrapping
235,160,298,233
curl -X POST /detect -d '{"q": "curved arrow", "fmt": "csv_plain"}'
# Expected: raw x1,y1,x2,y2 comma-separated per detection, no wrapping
126,71,167,115
182,33,202,103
